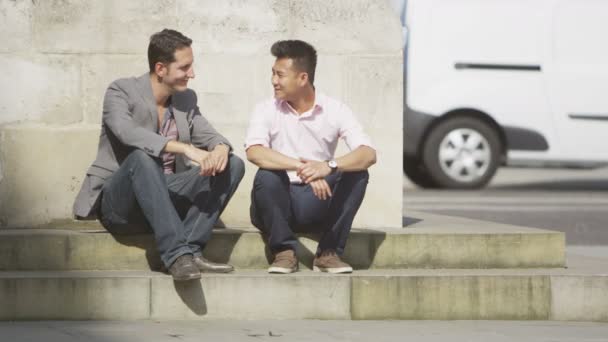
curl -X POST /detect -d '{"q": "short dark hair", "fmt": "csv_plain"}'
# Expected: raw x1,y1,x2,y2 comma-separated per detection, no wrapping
271,40,317,85
148,29,192,73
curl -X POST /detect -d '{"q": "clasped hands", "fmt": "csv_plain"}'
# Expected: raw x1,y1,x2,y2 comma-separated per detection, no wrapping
185,144,229,176
296,158,333,201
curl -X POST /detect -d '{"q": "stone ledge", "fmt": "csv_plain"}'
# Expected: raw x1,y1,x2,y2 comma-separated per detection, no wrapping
0,213,565,270
0,267,605,321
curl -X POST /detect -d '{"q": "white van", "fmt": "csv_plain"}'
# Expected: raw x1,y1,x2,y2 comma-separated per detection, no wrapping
403,0,608,188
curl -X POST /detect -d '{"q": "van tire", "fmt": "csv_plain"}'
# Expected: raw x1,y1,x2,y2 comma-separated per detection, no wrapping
403,155,437,188
422,117,501,189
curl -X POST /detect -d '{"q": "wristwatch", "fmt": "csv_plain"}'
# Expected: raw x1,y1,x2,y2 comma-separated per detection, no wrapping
327,159,338,174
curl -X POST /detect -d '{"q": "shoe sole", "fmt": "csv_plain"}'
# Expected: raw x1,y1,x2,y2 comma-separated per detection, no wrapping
313,266,353,274
200,268,234,273
268,266,298,274
172,273,202,282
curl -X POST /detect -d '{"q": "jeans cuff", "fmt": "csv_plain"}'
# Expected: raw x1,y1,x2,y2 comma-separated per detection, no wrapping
163,248,194,268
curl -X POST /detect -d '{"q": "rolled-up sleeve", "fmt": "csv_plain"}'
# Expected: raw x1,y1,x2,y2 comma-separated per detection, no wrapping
338,104,375,151
244,102,271,150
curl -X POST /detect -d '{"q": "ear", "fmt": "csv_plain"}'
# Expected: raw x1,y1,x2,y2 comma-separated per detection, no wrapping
299,72,309,86
154,62,167,78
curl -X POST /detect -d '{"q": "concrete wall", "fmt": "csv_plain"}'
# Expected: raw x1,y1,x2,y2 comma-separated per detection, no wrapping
0,0,403,228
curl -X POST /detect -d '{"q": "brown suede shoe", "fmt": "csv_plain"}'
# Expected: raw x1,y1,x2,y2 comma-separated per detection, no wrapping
168,254,201,281
313,250,353,274
268,249,298,274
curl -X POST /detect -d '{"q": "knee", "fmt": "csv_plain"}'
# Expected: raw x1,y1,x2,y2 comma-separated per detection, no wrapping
358,170,370,181
341,170,369,182
253,169,289,191
126,149,149,161
124,149,160,171
227,154,245,182
338,170,369,190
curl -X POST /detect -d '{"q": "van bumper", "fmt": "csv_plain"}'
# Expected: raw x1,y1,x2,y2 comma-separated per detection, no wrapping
403,107,436,156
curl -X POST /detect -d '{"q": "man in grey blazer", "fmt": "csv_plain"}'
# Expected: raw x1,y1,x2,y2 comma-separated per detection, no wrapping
73,29,245,281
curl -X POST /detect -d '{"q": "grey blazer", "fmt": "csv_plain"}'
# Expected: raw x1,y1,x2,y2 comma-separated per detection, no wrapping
73,73,232,219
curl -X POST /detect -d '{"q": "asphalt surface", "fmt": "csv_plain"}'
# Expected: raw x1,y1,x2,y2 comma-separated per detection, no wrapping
1,320,608,342
403,166,608,245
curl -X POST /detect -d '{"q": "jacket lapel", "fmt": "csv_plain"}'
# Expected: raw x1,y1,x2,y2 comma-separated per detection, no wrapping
135,73,159,132
173,107,191,143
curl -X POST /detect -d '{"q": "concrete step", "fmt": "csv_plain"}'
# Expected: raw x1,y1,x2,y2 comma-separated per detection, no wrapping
0,254,604,321
0,212,565,270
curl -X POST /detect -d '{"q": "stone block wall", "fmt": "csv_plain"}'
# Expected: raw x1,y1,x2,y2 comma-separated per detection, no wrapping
0,0,403,228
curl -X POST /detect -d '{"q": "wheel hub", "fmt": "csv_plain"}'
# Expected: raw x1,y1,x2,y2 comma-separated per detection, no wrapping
438,128,491,183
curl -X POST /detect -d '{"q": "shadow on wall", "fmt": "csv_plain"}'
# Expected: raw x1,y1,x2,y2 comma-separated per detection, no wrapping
174,280,207,316
108,226,242,271
108,233,163,271
288,229,387,270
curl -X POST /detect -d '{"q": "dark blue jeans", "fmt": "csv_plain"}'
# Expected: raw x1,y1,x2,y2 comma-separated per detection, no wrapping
250,169,369,255
100,150,245,268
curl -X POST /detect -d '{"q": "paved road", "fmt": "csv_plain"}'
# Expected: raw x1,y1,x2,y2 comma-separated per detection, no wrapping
403,166,608,245
2,320,608,342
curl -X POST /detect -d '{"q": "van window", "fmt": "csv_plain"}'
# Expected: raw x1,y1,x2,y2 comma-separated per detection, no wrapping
553,0,608,64
430,1,545,64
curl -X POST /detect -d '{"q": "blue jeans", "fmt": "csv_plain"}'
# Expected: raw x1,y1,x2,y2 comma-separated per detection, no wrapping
250,169,369,255
100,150,245,267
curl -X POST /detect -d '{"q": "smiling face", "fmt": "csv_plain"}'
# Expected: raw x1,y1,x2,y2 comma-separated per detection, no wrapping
155,46,195,93
271,57,308,101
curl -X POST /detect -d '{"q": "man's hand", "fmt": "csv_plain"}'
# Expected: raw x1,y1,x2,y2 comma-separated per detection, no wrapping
309,179,332,200
209,144,230,175
297,159,332,184
184,145,215,176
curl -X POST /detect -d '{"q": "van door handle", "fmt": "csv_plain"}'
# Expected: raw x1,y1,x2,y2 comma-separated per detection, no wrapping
455,63,541,72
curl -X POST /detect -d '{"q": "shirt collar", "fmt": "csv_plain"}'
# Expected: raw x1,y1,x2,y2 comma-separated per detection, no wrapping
277,91,325,116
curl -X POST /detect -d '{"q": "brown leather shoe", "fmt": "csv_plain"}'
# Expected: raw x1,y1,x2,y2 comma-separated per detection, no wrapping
193,256,234,273
268,249,298,274
168,254,201,281
313,250,353,274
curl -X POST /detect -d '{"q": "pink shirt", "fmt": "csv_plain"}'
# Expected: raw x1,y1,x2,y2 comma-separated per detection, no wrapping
245,92,374,183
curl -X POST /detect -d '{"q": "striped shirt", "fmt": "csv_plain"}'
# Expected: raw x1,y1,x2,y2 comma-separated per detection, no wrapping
159,106,179,174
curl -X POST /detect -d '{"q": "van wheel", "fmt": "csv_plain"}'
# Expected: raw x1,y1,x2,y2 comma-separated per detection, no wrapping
422,117,501,189
403,155,437,188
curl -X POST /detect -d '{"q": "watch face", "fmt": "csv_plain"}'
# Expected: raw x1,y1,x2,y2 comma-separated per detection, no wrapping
328,160,338,168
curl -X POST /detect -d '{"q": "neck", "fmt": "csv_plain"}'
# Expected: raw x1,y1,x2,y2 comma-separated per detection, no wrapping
149,73,172,107
288,86,316,114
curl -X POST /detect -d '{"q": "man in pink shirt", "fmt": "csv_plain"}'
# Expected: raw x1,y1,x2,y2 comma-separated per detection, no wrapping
245,40,377,274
